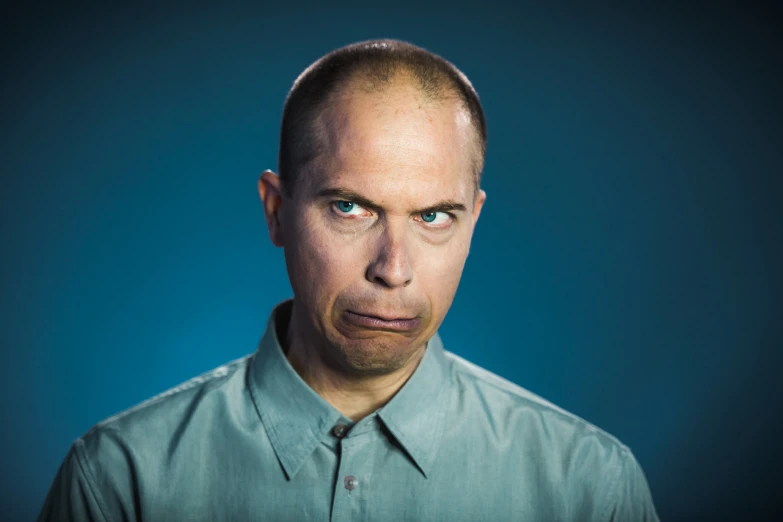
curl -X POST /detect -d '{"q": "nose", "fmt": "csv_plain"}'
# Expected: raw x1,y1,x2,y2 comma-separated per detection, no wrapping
366,222,414,289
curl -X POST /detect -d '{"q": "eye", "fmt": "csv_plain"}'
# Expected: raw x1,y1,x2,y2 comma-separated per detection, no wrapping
332,200,367,216
419,211,451,226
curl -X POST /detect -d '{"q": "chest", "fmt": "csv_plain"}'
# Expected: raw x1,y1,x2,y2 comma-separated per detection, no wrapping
141,433,568,521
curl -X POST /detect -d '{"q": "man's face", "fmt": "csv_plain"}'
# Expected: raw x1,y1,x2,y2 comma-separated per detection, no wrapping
269,82,485,375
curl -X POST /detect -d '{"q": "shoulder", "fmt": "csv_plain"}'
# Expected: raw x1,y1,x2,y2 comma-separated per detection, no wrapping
445,349,623,443
442,351,658,518
443,349,634,474
442,350,660,518
92,354,250,432
78,354,253,469
43,355,254,521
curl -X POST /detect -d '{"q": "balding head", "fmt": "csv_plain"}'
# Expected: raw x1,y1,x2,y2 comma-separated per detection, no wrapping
278,39,487,196
258,39,487,379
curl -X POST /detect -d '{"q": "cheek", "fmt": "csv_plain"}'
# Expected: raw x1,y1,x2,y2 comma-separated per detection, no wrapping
416,240,470,308
285,213,366,303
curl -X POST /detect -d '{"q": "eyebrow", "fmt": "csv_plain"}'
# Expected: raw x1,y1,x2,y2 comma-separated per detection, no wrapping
314,187,468,215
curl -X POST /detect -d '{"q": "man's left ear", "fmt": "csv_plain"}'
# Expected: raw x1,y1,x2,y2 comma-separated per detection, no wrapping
472,189,487,224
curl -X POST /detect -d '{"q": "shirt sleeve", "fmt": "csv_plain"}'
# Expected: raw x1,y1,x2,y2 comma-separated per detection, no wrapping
602,447,660,522
38,438,109,522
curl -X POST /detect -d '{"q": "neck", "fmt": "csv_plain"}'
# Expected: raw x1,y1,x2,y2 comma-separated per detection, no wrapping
282,304,426,422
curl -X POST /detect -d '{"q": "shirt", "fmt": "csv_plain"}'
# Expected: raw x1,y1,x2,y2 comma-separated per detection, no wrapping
39,300,659,521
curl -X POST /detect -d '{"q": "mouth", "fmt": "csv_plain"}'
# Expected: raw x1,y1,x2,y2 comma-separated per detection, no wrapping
343,310,421,332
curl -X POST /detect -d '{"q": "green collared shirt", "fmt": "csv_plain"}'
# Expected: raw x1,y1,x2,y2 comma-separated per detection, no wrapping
39,301,659,521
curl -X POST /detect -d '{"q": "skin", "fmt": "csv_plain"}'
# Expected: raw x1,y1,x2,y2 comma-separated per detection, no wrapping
258,78,486,421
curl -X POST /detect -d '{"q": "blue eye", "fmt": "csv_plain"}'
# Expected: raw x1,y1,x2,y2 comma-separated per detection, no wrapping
421,211,437,223
337,201,354,213
419,211,452,227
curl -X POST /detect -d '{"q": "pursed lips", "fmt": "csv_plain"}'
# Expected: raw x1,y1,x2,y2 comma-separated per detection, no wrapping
343,310,421,331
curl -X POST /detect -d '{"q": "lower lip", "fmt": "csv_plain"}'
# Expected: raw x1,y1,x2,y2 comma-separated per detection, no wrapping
343,310,421,332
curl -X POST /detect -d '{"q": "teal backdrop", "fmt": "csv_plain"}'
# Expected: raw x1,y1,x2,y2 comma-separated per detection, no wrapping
2,3,781,521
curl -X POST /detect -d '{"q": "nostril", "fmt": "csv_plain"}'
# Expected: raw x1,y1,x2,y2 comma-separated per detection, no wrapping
372,275,393,288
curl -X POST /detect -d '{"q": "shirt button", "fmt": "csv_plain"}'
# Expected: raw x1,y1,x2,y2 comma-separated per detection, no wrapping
332,423,349,438
344,475,358,491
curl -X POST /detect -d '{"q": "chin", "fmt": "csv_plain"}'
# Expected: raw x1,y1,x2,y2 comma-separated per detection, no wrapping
327,330,427,376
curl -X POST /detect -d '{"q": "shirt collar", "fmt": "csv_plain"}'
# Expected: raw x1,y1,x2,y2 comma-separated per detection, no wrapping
248,300,452,480
376,327,451,478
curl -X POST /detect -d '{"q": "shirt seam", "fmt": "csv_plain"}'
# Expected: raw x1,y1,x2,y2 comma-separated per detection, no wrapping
452,363,626,448
73,437,112,522
90,356,249,434
598,445,629,521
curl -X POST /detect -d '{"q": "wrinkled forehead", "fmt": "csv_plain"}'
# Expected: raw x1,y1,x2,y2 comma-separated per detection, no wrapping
302,86,478,204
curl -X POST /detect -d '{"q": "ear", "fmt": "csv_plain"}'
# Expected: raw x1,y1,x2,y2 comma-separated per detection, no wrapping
472,189,487,226
258,170,285,247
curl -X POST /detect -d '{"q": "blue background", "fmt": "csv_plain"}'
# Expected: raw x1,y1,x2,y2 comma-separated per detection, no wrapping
2,3,781,521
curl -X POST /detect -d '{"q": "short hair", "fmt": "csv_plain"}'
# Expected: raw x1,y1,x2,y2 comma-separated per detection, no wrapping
277,39,487,196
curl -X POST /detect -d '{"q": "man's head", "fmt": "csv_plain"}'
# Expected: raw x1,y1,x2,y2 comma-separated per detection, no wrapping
259,39,487,377
278,39,487,196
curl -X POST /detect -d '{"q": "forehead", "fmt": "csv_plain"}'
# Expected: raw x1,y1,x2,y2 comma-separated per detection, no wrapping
305,85,476,206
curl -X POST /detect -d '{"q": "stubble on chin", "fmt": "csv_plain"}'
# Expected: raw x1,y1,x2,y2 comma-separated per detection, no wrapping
320,326,427,377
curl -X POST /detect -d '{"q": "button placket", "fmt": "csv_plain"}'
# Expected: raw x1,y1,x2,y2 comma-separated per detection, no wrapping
329,434,371,521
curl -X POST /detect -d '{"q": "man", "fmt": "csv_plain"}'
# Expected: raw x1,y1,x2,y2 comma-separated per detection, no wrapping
40,39,659,521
